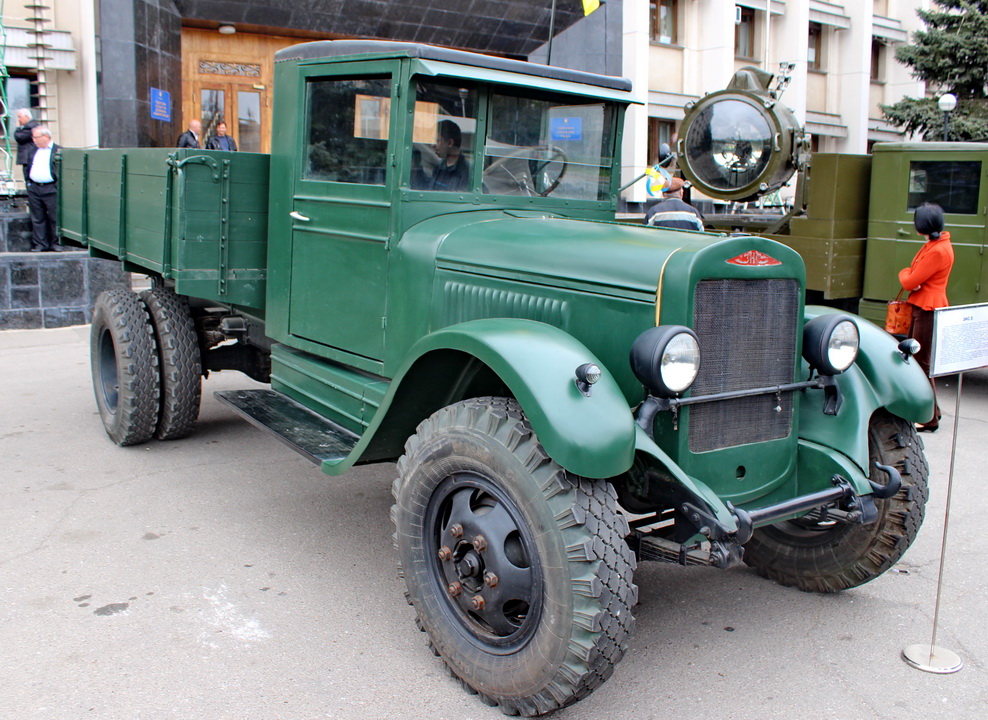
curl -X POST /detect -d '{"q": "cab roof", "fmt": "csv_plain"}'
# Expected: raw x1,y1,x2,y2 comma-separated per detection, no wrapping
275,39,633,93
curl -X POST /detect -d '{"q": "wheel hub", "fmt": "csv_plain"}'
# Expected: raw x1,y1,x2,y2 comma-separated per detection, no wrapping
455,548,483,581
428,475,543,645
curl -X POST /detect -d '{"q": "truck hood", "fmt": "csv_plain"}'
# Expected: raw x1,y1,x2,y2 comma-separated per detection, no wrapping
435,211,696,302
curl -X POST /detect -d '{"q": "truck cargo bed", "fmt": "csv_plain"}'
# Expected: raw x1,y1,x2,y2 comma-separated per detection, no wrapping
59,148,270,310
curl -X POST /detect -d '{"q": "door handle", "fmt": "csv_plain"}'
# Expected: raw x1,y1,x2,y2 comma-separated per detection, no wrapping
290,211,311,222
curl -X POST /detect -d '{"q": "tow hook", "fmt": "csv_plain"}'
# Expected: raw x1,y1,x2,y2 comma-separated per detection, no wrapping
869,462,902,499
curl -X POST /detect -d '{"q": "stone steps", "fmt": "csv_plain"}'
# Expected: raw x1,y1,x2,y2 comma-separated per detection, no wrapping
1,209,131,330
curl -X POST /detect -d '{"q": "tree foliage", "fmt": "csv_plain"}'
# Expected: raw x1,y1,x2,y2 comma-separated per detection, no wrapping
882,0,988,141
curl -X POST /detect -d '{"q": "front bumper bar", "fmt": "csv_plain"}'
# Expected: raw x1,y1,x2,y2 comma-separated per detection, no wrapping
633,462,902,569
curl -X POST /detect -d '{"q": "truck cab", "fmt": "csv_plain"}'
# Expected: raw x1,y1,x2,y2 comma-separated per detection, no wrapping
265,41,630,370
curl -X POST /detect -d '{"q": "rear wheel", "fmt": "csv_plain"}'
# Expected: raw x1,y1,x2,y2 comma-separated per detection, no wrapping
392,397,637,716
743,410,929,592
90,288,160,446
140,286,202,440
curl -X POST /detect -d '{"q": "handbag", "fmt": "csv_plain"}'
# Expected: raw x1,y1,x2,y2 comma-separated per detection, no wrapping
885,290,913,335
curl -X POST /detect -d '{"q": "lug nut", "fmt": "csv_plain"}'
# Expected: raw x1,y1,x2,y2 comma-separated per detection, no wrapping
470,595,485,611
483,571,499,588
472,535,488,552
437,546,452,562
449,523,464,538
447,582,462,597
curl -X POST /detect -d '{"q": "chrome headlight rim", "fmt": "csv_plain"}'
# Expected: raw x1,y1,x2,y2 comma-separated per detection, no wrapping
803,314,859,375
630,325,702,398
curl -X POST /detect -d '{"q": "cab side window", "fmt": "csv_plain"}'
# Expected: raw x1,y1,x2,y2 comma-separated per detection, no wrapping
411,81,477,191
907,161,982,214
304,76,392,185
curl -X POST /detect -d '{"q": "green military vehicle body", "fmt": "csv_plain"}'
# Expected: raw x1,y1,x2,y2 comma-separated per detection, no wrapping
61,41,935,716
676,68,988,324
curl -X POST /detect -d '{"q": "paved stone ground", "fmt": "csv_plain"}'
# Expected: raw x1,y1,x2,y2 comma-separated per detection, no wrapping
1,326,986,719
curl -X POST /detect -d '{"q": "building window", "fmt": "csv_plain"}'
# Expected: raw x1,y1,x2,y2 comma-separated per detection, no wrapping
647,117,675,165
4,76,36,138
650,0,678,45
808,22,824,71
870,39,884,81
735,7,756,59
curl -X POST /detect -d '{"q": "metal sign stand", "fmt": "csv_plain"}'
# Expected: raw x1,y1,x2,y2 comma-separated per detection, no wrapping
901,373,964,674
901,302,988,674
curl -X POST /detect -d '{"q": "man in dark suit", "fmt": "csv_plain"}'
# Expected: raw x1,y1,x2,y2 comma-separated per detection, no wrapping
25,126,61,252
14,108,39,179
176,119,201,148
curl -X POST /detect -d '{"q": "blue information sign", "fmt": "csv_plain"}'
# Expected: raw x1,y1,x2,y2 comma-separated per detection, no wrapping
550,117,582,141
150,88,171,122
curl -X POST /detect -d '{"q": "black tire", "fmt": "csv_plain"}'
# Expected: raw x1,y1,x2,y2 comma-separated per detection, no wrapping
90,288,160,446
392,397,637,716
743,409,929,592
140,287,202,440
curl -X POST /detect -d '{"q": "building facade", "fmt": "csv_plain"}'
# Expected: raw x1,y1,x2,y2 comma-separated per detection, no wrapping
622,0,929,203
2,1,929,197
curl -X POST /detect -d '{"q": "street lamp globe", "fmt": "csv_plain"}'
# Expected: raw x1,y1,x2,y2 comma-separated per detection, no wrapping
938,93,957,113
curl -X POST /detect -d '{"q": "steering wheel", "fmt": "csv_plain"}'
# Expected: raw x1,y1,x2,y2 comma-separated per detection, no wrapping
483,145,569,197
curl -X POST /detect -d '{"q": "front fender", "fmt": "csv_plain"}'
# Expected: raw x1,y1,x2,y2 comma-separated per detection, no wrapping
395,319,637,479
799,307,934,474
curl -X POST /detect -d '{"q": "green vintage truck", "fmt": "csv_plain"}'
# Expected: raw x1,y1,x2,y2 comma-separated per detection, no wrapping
674,65,988,322
60,42,933,716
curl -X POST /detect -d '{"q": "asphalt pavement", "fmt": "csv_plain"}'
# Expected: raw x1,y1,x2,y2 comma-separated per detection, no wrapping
1,325,986,720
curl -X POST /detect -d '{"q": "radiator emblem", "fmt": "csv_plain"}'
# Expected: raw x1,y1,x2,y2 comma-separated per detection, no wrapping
727,250,782,267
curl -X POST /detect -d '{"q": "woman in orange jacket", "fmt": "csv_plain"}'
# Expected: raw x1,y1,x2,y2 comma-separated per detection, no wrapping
898,202,954,432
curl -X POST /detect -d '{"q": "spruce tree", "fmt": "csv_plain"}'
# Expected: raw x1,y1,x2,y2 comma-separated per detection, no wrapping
882,0,988,141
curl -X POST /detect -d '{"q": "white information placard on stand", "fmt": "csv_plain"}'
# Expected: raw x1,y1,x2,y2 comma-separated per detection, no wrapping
903,302,987,675
930,302,988,377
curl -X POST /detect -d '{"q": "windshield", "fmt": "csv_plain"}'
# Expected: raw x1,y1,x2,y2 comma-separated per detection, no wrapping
483,92,616,201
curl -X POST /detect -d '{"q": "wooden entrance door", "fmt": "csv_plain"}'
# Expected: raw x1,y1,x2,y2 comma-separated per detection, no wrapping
182,28,306,153
195,80,265,152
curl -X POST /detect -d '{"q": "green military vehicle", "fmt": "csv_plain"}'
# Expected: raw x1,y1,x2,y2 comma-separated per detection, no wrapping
60,42,934,716
675,66,988,324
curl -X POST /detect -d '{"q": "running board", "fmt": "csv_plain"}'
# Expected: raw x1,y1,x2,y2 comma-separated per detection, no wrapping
215,389,360,466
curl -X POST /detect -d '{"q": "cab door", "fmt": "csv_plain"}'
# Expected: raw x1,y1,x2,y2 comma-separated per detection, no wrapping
287,63,399,362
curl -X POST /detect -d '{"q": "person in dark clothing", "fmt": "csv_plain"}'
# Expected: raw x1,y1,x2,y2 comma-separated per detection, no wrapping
430,119,470,191
14,108,40,177
177,119,202,148
25,126,61,252
206,121,238,151
644,178,704,231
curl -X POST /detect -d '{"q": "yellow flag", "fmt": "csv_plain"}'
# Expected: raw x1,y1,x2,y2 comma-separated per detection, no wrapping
583,0,601,16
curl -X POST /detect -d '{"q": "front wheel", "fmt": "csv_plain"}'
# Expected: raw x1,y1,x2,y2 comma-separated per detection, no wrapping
392,397,636,716
743,410,929,592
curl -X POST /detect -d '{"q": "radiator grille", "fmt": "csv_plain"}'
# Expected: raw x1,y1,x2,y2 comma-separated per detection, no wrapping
688,279,799,453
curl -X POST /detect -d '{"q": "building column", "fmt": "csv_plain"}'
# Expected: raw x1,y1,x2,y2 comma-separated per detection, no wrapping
770,0,810,128
833,2,872,153
620,0,651,205
97,0,182,148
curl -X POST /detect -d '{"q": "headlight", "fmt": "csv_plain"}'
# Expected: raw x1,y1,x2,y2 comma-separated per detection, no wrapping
803,314,859,375
630,326,701,397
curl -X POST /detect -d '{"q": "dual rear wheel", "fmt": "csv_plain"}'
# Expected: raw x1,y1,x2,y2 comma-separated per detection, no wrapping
90,286,202,445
